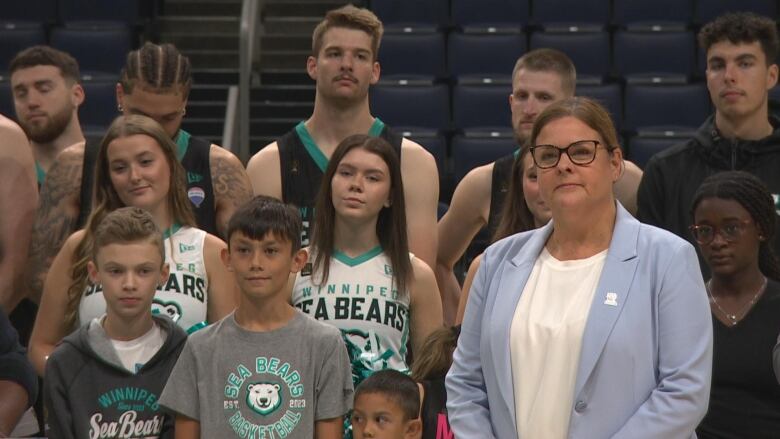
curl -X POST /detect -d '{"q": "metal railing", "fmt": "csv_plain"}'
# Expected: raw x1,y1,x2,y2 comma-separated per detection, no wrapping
235,0,262,162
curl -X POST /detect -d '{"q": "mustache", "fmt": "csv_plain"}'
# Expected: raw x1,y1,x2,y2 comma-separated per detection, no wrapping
333,74,358,83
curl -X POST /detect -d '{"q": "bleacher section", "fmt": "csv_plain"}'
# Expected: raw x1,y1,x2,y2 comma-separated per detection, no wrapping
367,0,779,201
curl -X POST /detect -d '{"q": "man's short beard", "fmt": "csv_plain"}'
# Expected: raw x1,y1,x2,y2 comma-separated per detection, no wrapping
21,106,74,144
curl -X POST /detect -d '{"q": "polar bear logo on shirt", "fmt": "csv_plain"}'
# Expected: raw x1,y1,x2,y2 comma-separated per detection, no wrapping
246,383,282,415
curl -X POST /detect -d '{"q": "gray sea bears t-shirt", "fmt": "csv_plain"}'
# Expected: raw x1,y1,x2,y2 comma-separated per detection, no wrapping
160,310,353,438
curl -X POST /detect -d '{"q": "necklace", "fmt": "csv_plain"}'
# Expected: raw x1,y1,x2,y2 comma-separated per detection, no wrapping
706,276,767,326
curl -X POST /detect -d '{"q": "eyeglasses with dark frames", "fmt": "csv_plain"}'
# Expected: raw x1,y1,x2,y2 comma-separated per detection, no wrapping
689,220,753,245
530,140,605,169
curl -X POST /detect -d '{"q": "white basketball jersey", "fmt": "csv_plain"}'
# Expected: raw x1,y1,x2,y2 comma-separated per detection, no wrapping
79,226,210,334
291,247,411,386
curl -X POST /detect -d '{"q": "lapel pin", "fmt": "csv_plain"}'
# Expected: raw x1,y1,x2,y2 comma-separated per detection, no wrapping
604,292,618,306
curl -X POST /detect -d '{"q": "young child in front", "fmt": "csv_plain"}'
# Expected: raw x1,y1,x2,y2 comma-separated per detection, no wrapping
351,370,422,439
160,196,353,439
44,207,188,439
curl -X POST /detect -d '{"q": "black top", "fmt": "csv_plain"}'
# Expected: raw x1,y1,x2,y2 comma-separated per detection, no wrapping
0,309,37,407
277,119,402,246
697,279,780,439
637,115,780,278
77,130,217,236
487,152,516,239
420,378,452,439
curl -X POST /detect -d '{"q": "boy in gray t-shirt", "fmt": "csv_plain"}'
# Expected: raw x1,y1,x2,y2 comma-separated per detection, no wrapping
160,197,353,438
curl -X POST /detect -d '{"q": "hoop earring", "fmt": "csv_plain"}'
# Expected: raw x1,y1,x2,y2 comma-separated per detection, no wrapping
117,103,124,112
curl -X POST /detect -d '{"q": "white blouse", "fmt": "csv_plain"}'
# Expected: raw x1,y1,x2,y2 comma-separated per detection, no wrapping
510,247,607,439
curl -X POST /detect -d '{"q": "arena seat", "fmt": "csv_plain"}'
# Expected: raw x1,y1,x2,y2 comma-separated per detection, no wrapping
448,31,526,80
530,30,610,83
694,0,777,25
80,79,118,135
613,0,692,27
378,31,446,80
59,0,140,26
451,134,516,183
624,82,710,135
451,0,530,29
452,82,513,131
371,0,449,29
0,25,46,73
532,0,609,29
577,82,624,132
628,135,684,168
614,30,696,81
369,82,450,133
50,25,132,76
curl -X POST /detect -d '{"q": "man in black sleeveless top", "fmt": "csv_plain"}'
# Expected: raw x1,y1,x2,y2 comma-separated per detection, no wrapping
247,6,439,274
23,43,252,306
436,49,643,316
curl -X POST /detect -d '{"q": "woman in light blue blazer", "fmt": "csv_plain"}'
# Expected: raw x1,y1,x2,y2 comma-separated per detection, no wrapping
446,97,713,439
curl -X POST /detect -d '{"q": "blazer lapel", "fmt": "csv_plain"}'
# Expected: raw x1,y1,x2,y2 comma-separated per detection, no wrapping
574,204,640,396
489,222,552,420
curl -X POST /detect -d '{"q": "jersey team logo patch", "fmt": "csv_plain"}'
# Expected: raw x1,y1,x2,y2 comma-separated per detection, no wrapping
188,187,206,207
152,299,182,322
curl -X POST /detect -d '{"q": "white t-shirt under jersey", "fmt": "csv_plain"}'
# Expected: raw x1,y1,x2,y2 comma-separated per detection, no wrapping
510,247,607,439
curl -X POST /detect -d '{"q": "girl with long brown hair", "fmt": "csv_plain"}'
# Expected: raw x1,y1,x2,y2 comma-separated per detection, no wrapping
29,115,235,375
290,134,442,392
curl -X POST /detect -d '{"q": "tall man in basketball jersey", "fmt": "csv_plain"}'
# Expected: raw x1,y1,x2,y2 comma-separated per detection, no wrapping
246,5,439,273
23,43,252,306
436,49,643,322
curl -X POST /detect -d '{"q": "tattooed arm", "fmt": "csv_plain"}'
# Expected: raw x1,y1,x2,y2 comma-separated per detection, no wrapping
24,143,84,304
209,145,252,239
0,117,37,313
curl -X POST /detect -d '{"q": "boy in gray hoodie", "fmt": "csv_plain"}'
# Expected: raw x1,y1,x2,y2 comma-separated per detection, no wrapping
44,207,187,439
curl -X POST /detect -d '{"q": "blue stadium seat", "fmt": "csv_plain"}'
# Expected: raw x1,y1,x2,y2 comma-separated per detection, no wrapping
577,83,623,133
59,0,139,26
0,25,46,72
50,25,132,76
614,30,696,80
378,31,446,80
80,79,118,135
694,0,777,25
406,132,447,177
371,0,449,29
0,79,13,118
530,30,610,83
448,31,526,80
0,0,57,25
628,135,683,168
451,0,530,28
451,135,516,183
452,82,512,131
613,0,692,27
532,0,609,28
369,82,449,132
624,82,710,135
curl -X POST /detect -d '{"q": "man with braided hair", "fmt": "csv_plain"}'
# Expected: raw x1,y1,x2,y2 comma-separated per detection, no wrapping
23,42,252,307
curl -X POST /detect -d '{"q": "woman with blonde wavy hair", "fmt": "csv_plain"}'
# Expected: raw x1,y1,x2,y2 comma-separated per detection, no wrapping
29,115,235,375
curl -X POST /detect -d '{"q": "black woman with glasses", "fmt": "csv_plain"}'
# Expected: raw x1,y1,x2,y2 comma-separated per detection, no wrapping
446,97,712,439
689,171,780,438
